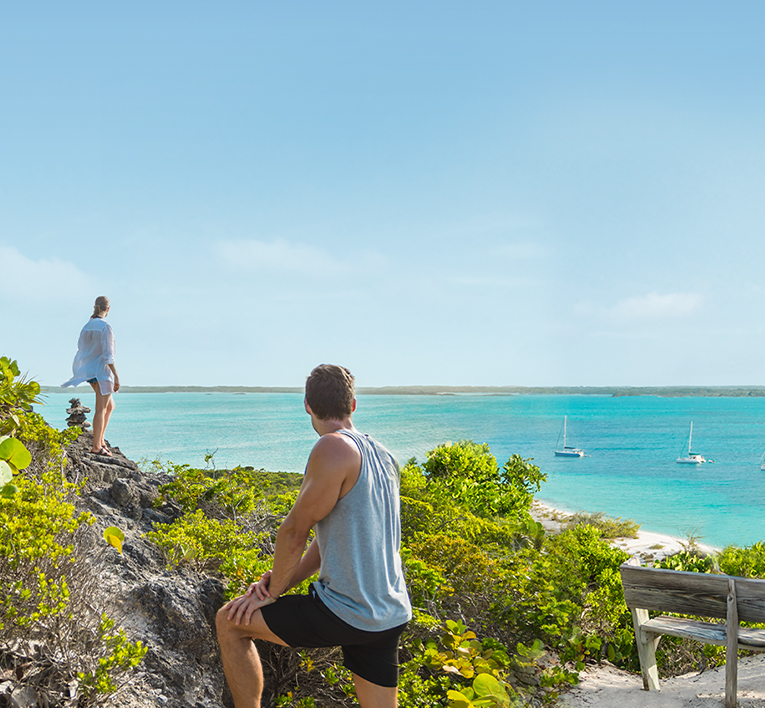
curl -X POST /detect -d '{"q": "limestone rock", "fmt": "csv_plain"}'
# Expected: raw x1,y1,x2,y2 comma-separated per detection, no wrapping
65,397,92,429
65,431,229,708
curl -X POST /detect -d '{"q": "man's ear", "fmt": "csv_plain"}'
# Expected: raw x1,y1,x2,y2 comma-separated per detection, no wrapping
352,398,357,413
305,399,313,415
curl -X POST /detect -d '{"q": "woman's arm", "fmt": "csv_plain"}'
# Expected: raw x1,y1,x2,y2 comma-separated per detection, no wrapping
108,363,120,392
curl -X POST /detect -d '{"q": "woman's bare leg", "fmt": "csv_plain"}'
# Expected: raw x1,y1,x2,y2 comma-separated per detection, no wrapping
102,394,115,447
89,382,112,452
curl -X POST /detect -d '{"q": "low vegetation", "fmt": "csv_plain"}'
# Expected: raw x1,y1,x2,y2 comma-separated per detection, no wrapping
10,354,765,706
565,511,640,539
146,438,637,706
0,357,147,706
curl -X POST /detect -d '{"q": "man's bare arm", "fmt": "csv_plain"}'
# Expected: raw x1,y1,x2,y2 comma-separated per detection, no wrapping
225,432,360,624
265,432,360,599
251,537,322,602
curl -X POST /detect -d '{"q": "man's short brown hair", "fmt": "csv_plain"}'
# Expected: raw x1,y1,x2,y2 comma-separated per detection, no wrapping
305,365,355,420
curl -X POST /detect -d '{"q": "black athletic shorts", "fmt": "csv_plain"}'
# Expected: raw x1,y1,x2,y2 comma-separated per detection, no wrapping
260,584,408,688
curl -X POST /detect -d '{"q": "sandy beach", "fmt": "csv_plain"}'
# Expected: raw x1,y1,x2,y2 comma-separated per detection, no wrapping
530,500,719,564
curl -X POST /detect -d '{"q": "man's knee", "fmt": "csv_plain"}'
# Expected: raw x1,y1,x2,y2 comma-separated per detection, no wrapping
216,605,273,644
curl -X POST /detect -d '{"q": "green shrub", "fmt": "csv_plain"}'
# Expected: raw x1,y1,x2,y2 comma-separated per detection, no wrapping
0,356,41,425
719,542,765,578
566,511,640,539
0,468,145,705
422,441,545,521
147,508,267,571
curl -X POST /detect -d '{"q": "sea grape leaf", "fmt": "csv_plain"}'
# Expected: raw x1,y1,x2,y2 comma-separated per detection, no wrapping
0,415,19,436
0,484,19,497
0,460,12,485
446,691,474,708
473,673,505,699
104,526,126,554
0,437,31,470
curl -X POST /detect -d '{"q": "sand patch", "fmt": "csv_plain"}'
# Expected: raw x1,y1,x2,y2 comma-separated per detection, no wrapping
559,655,765,707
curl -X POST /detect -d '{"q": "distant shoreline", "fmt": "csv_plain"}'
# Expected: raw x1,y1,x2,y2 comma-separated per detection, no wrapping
44,384,765,397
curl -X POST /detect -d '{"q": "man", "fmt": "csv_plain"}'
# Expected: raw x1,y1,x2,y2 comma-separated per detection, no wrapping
217,364,412,708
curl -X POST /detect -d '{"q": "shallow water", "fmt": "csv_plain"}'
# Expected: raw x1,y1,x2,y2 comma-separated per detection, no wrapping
39,390,765,549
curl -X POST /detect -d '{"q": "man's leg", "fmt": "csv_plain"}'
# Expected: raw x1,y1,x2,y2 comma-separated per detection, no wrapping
216,606,288,708
352,673,398,708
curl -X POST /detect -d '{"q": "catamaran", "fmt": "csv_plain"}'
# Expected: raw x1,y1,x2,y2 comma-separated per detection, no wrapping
554,415,585,457
676,421,706,464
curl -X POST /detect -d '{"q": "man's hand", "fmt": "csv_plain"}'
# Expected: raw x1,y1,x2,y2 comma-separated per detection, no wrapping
244,570,273,602
223,590,275,626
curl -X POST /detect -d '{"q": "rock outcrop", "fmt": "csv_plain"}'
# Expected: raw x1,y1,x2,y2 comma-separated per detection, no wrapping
65,398,91,429
64,432,230,708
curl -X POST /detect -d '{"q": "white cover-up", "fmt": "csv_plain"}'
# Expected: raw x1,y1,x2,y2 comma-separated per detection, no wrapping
61,318,117,395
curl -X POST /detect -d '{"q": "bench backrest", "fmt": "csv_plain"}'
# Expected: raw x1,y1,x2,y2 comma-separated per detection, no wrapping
620,563,765,624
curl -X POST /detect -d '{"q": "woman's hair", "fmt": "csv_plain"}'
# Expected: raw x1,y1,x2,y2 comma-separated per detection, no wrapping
305,364,355,420
91,296,110,319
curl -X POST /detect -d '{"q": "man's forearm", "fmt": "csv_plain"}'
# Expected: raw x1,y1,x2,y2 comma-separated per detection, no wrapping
284,538,321,590
266,522,312,599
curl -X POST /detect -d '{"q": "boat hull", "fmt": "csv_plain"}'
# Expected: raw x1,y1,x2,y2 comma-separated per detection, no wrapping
555,449,584,458
677,455,705,464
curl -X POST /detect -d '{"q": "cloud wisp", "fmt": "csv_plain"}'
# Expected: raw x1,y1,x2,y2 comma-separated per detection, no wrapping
607,291,703,321
0,246,90,304
215,238,390,277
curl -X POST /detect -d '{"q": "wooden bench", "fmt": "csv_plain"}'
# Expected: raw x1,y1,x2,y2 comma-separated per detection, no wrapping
620,559,765,708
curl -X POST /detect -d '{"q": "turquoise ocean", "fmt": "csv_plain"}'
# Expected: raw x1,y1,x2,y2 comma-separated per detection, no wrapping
38,390,765,550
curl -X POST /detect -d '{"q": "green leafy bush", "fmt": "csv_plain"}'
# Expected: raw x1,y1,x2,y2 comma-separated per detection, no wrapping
0,468,145,704
719,542,765,578
422,441,545,521
566,511,640,539
400,620,577,708
148,508,266,572
0,357,146,705
0,356,41,424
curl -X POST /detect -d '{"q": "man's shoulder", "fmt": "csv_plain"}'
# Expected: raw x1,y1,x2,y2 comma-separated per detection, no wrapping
310,432,361,466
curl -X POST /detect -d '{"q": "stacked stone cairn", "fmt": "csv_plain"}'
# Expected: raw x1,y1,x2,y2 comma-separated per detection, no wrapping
65,398,91,429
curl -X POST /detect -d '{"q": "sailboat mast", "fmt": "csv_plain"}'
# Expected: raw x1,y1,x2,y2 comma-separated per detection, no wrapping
689,422,693,454
563,415,567,448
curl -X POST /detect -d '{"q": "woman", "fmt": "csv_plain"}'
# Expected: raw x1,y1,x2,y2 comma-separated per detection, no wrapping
62,296,120,455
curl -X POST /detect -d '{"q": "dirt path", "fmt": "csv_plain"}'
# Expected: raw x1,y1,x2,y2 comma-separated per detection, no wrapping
558,656,765,708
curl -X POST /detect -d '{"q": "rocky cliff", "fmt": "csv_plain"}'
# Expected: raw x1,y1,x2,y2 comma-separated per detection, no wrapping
63,432,229,708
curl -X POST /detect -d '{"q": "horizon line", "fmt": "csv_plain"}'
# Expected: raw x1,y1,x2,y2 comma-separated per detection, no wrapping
42,384,765,398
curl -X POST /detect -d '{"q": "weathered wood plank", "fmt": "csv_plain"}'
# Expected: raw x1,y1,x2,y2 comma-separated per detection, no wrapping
731,576,765,624
726,579,738,708
631,608,660,691
640,616,765,650
621,565,729,618
620,563,765,624
619,562,765,707
642,617,726,645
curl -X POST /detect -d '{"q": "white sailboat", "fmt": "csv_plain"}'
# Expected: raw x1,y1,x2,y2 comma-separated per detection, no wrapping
555,416,585,457
760,451,765,471
676,422,706,464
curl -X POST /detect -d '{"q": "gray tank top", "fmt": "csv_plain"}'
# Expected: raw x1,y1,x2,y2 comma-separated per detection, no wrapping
312,428,412,631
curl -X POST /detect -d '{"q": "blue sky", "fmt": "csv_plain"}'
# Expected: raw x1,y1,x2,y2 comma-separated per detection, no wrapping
3,2,765,387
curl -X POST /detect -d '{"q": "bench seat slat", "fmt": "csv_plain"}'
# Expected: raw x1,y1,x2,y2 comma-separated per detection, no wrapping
642,616,765,650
